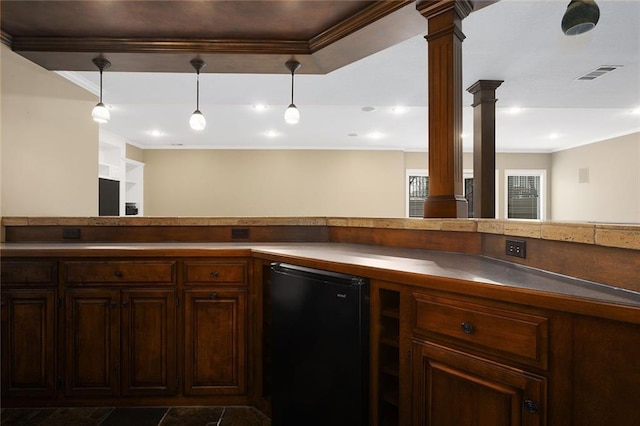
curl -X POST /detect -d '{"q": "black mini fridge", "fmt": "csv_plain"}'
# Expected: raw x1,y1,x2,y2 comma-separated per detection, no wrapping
270,263,369,426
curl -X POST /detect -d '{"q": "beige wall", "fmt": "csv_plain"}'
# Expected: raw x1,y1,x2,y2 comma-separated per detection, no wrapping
145,149,553,219
1,45,98,216
144,149,406,217
126,144,145,162
551,132,640,223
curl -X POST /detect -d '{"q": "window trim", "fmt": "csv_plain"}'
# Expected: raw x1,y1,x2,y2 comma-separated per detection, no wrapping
504,169,547,221
406,169,428,218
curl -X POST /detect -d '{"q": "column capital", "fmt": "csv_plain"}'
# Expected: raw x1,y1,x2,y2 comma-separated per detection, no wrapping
467,79,504,106
466,79,504,94
416,0,474,20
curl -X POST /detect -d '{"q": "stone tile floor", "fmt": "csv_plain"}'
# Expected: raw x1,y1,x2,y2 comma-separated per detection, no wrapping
0,406,270,426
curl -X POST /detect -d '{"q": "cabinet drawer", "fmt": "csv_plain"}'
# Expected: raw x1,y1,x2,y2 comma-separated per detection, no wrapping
412,292,548,368
184,262,247,285
65,261,175,284
1,261,56,285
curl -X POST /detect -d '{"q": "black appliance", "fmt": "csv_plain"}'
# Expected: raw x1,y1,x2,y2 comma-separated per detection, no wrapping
98,178,119,216
125,202,138,215
270,263,369,426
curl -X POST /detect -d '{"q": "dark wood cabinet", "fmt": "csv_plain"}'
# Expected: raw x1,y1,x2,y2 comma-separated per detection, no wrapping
64,287,177,397
1,260,57,400
121,289,176,396
64,288,120,397
63,260,178,398
2,246,637,424
411,292,549,369
571,316,640,426
183,288,247,395
6,257,250,405
407,289,551,426
1,289,57,399
411,340,545,426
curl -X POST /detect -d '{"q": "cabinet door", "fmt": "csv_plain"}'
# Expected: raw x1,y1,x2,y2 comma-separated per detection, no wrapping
65,288,119,397
1,290,56,398
121,289,176,396
184,289,247,395
412,341,545,426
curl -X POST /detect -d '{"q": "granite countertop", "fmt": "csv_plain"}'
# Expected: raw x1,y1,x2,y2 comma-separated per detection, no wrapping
3,242,639,318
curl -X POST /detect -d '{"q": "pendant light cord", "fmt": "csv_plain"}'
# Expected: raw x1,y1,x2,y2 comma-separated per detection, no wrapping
290,69,295,105
99,69,103,103
196,70,200,110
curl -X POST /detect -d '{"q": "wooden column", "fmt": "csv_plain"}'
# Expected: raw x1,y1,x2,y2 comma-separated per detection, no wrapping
467,79,503,218
417,0,473,218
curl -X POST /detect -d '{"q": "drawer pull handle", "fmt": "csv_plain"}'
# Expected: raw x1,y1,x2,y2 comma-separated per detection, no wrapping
209,292,218,299
210,272,219,278
524,399,539,414
114,271,123,278
461,322,474,334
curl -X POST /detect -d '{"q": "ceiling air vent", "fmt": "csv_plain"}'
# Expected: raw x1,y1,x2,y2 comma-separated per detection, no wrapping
576,65,622,81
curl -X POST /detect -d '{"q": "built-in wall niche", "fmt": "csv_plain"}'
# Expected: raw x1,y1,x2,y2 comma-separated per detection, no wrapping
125,159,144,216
98,132,144,216
98,139,123,182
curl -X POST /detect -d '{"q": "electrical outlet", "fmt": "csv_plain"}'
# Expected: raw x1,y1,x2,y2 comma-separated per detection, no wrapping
62,227,81,239
506,239,526,258
231,228,250,239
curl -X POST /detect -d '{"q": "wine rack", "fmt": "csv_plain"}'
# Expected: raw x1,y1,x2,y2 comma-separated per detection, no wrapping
378,288,400,426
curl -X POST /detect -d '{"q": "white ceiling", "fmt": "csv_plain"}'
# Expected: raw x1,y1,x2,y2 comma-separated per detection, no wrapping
64,0,640,153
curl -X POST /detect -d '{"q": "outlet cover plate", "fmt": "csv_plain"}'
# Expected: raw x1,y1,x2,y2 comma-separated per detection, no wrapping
506,239,526,258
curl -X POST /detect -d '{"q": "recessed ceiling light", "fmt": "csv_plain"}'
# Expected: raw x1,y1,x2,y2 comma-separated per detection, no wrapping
631,107,640,115
361,106,376,112
265,130,279,138
253,104,269,111
506,107,523,115
147,130,164,137
548,132,561,139
367,131,385,140
391,106,408,114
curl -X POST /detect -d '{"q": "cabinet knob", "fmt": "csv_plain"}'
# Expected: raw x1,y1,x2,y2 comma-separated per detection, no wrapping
524,399,539,414
210,271,219,278
114,271,123,278
461,322,474,334
121,300,128,308
209,292,218,299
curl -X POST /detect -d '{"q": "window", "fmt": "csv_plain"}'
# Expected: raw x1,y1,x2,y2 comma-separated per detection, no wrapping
406,170,475,218
463,171,474,218
505,170,546,220
407,170,429,218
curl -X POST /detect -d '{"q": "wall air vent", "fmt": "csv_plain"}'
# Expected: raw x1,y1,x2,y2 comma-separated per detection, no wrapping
576,65,622,81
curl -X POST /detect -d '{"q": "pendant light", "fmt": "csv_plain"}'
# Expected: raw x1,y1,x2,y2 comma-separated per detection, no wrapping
284,60,301,125
189,58,206,131
91,56,111,124
562,0,600,36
